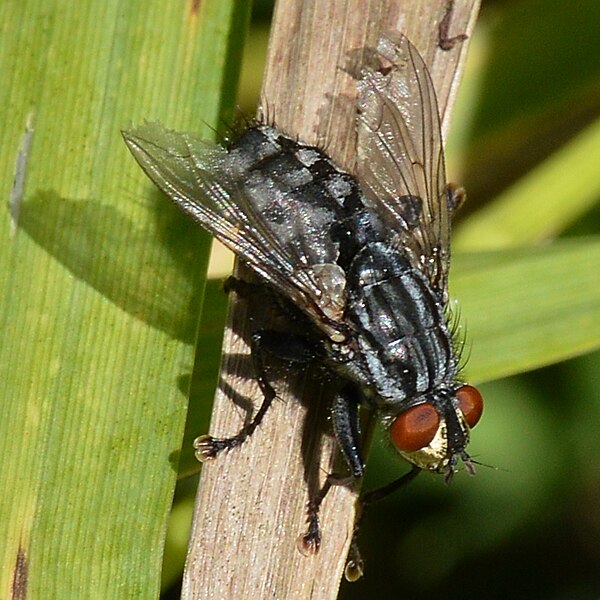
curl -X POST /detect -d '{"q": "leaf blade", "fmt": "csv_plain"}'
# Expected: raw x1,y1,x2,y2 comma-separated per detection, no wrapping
452,238,600,382
0,0,249,596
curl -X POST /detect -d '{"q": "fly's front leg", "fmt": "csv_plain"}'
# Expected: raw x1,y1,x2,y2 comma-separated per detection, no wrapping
194,329,317,461
299,384,364,554
298,384,422,571
344,465,421,581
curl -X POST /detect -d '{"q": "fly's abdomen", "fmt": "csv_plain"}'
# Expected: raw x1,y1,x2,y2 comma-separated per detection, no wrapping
226,125,359,267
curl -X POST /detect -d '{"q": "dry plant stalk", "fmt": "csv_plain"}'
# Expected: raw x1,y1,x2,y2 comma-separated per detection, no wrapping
183,1,480,598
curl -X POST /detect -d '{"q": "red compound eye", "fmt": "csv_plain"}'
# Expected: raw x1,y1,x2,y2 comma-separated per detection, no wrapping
390,403,440,452
456,385,484,428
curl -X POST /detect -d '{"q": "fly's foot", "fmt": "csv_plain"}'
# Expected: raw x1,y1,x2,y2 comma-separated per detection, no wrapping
297,514,321,556
297,499,322,556
193,434,240,462
344,558,364,582
344,541,364,581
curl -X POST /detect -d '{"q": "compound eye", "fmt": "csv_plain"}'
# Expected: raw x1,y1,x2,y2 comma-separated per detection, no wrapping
390,403,440,452
456,385,484,428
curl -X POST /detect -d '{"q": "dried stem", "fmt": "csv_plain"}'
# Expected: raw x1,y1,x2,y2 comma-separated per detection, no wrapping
182,1,480,598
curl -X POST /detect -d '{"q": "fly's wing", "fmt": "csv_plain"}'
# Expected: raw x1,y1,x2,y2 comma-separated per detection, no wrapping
357,34,450,301
123,123,347,341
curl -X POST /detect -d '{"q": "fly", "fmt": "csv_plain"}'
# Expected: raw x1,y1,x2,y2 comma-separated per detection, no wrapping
123,33,483,578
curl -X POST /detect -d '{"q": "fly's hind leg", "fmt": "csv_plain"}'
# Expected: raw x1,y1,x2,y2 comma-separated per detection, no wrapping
222,275,263,298
446,183,466,214
194,328,318,462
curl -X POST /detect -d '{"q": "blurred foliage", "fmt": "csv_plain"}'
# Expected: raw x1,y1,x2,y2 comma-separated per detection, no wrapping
162,0,600,598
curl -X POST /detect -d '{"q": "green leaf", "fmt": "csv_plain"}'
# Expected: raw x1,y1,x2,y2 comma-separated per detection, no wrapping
454,117,600,250
0,1,250,597
451,238,600,383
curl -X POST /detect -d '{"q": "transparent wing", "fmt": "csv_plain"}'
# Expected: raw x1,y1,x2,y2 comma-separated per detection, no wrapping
123,122,347,340
357,34,450,299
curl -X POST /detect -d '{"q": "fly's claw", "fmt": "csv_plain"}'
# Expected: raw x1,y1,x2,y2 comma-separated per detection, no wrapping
194,434,245,462
296,530,321,557
297,512,322,556
193,435,222,462
344,557,364,582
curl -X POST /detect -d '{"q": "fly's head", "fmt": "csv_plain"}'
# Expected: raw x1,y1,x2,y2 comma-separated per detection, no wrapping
387,385,484,481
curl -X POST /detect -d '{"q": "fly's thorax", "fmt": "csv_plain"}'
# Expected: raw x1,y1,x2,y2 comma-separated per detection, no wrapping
343,240,459,400
386,385,484,474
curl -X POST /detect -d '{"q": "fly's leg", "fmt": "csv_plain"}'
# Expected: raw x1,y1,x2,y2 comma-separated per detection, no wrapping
194,329,317,461
438,0,468,50
446,183,466,214
344,466,421,581
196,275,315,459
222,275,263,298
299,385,364,554
330,385,365,478
297,472,356,556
